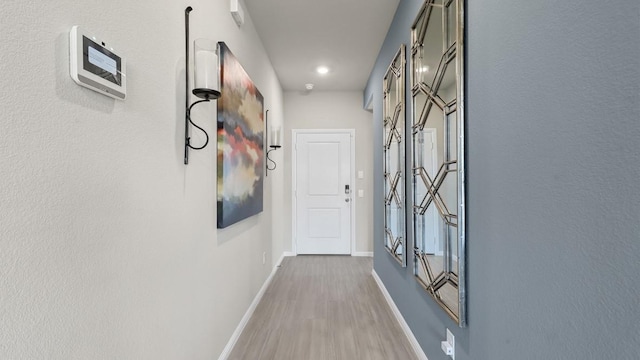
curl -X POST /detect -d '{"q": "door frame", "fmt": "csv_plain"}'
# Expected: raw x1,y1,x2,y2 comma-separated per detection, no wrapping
292,129,356,255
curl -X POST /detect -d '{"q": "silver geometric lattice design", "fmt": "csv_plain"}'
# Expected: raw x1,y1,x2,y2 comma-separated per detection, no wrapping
383,45,406,267
411,0,466,326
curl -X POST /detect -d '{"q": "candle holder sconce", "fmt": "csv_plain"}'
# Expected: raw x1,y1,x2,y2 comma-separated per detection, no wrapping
184,6,221,165
265,110,282,175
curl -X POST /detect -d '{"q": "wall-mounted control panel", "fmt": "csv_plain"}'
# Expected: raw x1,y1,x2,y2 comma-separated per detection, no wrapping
70,26,126,100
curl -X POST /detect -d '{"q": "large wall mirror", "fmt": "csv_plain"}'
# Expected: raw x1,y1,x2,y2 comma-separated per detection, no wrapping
410,0,466,326
383,45,407,267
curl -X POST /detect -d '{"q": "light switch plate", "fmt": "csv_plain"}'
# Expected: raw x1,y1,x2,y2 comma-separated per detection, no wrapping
357,170,364,179
358,189,364,198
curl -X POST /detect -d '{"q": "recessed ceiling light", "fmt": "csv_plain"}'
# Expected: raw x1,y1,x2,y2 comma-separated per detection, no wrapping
316,66,329,75
305,83,314,90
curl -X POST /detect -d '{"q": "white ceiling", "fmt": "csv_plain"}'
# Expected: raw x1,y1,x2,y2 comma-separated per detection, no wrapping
243,0,400,92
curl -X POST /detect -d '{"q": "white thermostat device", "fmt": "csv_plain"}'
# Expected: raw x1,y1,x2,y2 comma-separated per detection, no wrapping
70,26,126,100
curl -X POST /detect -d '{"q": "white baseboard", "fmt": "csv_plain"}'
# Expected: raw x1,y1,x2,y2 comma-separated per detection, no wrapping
282,251,296,258
352,251,374,257
372,270,429,360
218,255,283,360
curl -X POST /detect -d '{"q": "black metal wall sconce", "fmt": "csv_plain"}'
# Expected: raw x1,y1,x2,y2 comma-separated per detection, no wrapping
184,6,220,165
265,110,282,176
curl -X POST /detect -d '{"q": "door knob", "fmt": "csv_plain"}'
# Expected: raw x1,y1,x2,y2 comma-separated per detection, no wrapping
345,198,350,202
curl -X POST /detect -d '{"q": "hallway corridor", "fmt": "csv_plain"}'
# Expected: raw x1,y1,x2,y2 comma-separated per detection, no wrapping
228,256,418,360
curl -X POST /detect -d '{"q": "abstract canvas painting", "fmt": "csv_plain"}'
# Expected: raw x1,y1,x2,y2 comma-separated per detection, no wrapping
217,42,264,228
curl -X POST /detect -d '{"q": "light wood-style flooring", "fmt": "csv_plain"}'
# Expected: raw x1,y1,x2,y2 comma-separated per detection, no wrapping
228,256,418,360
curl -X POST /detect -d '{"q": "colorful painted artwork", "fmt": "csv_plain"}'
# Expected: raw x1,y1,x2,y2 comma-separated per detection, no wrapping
216,42,264,228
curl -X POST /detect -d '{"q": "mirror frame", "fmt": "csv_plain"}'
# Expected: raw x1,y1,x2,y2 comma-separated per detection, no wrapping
410,0,466,326
383,45,407,267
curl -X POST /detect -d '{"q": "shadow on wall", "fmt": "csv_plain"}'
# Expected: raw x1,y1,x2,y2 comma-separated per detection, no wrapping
217,214,261,245
175,60,186,168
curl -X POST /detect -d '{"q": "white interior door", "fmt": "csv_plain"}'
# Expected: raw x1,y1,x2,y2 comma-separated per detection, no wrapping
294,131,352,254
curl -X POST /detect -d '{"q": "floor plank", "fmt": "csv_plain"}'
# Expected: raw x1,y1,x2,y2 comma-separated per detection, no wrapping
228,256,419,360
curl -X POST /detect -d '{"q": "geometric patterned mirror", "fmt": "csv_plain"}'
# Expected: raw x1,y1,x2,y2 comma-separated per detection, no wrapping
383,45,407,267
411,0,466,326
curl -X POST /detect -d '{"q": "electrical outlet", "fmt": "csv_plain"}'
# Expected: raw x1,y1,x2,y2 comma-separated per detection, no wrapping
441,328,455,359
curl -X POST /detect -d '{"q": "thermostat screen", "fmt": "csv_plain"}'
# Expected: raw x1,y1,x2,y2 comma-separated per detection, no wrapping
82,36,121,86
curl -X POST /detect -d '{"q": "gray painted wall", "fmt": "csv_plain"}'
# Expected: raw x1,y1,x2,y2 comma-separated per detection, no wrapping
366,1,640,359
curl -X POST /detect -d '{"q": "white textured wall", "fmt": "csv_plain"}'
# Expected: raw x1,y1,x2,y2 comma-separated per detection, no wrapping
0,0,283,359
280,91,374,256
